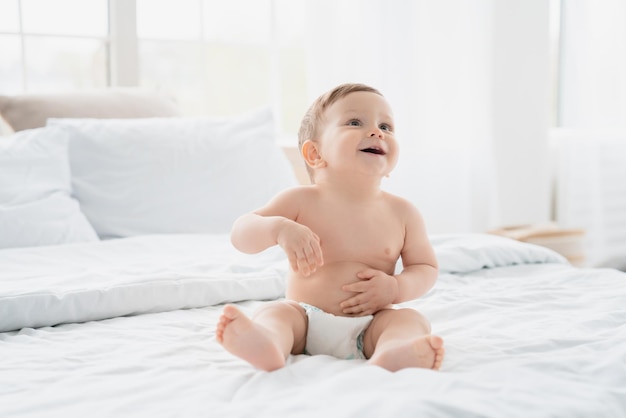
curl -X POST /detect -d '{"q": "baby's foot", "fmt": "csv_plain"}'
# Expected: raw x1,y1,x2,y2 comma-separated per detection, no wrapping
215,304,286,371
368,335,445,372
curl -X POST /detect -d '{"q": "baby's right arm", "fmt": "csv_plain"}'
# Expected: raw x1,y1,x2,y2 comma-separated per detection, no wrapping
230,187,324,276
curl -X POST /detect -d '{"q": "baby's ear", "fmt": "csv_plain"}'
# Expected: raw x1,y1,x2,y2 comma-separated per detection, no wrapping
301,140,326,169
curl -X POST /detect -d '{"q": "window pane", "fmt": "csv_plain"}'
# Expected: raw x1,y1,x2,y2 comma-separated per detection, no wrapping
137,0,201,40
0,0,19,32
139,41,207,113
139,40,270,116
21,0,108,36
0,35,23,94
202,0,270,43
24,36,108,92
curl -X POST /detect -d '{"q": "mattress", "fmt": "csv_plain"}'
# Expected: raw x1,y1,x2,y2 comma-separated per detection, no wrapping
1,233,625,417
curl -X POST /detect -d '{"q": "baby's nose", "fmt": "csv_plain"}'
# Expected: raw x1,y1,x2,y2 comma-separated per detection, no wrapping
370,129,383,138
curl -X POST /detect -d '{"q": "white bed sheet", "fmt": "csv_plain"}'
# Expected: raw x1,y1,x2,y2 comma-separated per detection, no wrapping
1,234,625,417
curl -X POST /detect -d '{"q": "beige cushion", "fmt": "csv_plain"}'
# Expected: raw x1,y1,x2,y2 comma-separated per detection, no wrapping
0,89,180,132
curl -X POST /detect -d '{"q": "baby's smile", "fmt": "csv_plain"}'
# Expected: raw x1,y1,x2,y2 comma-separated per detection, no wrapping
360,146,386,155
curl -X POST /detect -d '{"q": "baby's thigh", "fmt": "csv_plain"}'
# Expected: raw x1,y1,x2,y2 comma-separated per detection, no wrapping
253,300,308,354
374,307,431,333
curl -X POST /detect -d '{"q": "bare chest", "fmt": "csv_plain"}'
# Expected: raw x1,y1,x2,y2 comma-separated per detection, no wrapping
298,205,404,271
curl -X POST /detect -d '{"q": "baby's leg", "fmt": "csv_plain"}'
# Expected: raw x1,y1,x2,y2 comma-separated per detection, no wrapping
362,308,445,372
215,301,307,371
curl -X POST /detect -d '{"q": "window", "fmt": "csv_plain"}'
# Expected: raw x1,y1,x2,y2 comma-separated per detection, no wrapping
137,0,273,118
0,0,307,140
136,0,307,138
0,0,108,94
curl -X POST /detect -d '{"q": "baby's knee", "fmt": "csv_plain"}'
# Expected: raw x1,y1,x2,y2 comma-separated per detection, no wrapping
387,308,431,332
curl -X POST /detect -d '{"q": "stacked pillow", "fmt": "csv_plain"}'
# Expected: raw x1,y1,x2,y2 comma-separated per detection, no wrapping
0,128,98,248
0,107,298,248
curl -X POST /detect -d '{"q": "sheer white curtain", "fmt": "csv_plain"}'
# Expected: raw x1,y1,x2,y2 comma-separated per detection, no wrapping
556,0,626,266
303,0,498,233
560,0,626,128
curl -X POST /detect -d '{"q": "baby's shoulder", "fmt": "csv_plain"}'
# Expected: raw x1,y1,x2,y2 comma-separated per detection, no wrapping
382,191,415,209
381,192,421,218
258,185,317,218
271,185,318,205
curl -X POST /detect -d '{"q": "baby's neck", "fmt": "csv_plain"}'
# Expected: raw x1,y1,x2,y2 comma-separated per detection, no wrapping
314,174,383,201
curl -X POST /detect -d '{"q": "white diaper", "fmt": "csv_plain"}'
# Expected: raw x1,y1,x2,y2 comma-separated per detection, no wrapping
299,303,374,360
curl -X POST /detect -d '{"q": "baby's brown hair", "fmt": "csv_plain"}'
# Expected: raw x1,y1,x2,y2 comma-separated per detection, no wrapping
297,83,383,182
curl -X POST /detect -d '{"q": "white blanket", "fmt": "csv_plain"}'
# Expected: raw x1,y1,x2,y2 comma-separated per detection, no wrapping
1,234,625,417
0,234,288,332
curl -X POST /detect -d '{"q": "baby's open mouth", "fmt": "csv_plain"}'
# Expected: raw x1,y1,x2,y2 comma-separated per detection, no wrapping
360,147,386,155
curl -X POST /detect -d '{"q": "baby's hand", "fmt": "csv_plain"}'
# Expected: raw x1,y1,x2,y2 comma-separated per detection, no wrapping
276,220,323,276
340,269,398,315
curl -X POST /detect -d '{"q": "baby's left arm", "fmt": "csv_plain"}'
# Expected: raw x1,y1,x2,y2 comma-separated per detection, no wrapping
391,201,438,303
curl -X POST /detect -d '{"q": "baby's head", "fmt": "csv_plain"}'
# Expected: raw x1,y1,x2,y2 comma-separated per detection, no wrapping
298,83,385,182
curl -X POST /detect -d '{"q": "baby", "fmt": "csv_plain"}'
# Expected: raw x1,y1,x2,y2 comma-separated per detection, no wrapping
216,83,444,372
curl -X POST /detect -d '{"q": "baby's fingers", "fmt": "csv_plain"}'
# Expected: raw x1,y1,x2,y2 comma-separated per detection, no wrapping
296,250,317,276
310,238,324,266
342,281,368,293
340,297,372,315
339,296,356,311
301,243,323,274
294,254,309,276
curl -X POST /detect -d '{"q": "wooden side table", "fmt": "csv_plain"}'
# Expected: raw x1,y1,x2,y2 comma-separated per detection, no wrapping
489,223,586,267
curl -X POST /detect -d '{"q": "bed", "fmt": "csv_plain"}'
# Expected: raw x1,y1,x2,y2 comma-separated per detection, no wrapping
1,92,625,417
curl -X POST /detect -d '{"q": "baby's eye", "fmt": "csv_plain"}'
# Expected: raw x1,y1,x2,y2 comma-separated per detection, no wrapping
348,119,362,126
380,123,392,131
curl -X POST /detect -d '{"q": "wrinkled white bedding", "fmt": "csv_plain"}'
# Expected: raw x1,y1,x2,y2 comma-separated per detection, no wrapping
1,234,625,417
0,234,288,332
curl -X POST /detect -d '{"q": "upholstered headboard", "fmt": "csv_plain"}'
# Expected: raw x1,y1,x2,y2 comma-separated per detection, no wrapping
0,89,181,132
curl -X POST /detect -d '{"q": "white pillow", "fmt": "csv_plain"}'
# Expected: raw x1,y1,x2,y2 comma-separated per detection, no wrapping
0,128,99,249
49,108,298,238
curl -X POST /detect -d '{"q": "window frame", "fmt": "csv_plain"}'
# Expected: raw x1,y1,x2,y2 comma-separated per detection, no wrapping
108,0,138,86
0,0,111,92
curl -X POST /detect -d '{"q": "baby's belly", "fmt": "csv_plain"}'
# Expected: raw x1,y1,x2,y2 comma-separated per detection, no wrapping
286,261,377,317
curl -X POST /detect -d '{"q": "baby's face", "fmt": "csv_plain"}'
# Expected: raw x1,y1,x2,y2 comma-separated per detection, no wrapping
317,91,398,179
